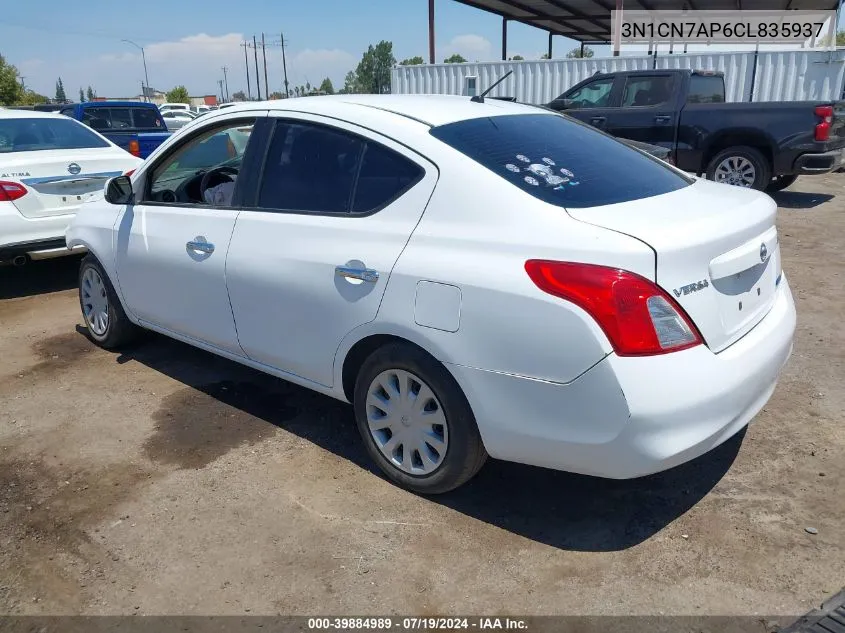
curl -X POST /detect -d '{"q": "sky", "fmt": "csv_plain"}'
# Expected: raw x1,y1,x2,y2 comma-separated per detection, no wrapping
1,0,841,100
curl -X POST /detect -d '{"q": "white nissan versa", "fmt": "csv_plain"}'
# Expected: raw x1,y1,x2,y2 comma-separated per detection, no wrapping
66,95,796,494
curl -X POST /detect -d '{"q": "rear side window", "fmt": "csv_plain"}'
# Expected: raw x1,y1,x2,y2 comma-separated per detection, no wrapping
0,117,110,153
352,143,423,213
132,107,163,129
687,75,726,103
430,113,691,209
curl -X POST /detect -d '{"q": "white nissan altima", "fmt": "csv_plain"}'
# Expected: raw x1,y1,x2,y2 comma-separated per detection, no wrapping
65,95,796,494
0,109,141,265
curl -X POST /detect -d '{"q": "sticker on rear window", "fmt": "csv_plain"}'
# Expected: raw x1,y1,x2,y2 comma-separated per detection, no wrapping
516,154,531,163
524,176,539,186
542,157,555,166
504,163,520,173
559,168,574,178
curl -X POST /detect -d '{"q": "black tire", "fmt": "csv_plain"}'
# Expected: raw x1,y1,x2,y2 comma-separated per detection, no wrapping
765,174,799,193
353,342,487,494
78,255,139,350
706,146,771,191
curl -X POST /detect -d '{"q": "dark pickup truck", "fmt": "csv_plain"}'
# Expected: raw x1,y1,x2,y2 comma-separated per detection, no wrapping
59,101,172,159
547,69,845,191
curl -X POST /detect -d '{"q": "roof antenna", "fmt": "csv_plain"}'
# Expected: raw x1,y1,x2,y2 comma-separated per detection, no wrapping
471,70,513,103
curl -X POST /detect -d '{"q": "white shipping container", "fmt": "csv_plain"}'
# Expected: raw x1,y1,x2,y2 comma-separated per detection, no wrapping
391,49,845,104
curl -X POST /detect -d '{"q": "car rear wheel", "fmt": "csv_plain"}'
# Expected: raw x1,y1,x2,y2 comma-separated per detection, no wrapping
353,343,487,494
706,146,771,190
765,174,798,193
78,255,139,349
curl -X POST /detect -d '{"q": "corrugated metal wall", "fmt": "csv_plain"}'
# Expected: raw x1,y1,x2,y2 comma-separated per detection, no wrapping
391,49,845,104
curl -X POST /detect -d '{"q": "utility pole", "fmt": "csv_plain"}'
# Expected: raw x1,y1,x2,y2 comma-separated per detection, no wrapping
19,76,26,91
262,33,269,98
122,40,151,101
280,33,290,97
253,35,262,100
217,79,224,103
221,66,229,101
241,41,252,100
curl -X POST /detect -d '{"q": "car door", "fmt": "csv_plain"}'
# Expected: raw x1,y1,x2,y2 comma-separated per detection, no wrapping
114,112,265,354
225,114,437,387
603,74,679,151
548,75,619,131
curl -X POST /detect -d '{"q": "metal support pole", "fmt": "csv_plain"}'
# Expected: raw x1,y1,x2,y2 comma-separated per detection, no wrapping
613,0,623,56
243,42,251,100
502,18,508,60
547,32,553,59
428,0,436,64
580,42,585,57
748,46,759,103
253,35,261,100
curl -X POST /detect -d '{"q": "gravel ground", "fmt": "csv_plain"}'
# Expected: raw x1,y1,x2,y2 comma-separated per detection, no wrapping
0,175,843,616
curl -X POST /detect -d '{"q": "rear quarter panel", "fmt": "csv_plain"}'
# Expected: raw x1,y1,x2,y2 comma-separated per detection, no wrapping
340,147,656,387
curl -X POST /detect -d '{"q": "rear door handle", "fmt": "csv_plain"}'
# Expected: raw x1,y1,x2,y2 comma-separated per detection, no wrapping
590,116,607,125
186,236,215,254
654,115,672,123
335,265,379,283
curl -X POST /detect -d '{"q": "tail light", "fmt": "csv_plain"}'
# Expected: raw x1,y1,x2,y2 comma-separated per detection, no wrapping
814,105,833,141
0,181,28,202
525,260,702,356
128,140,141,157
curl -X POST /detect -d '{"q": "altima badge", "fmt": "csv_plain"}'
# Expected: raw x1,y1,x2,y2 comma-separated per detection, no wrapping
673,279,709,298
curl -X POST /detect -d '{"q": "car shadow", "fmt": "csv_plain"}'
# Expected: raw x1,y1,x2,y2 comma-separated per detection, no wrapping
0,255,83,300
770,190,834,210
107,329,742,553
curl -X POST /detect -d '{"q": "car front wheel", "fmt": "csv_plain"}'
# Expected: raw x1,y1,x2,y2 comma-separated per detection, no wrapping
78,255,139,349
353,343,487,494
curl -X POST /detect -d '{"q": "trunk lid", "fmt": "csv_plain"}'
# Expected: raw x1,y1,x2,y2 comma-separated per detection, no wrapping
566,178,781,353
2,147,137,219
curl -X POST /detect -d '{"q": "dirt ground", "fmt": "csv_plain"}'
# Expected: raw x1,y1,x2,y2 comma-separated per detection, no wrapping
0,175,843,617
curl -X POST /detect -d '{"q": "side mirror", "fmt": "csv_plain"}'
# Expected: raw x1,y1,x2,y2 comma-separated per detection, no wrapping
105,175,133,205
550,98,575,111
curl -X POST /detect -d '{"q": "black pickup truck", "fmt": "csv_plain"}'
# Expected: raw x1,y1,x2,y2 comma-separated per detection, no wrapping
547,69,845,191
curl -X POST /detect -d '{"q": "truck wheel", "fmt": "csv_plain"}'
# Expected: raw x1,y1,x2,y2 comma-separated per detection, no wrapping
706,146,771,190
765,175,798,193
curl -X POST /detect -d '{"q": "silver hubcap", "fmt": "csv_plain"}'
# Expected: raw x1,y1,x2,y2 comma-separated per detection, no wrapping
81,267,109,336
715,156,756,187
366,369,448,475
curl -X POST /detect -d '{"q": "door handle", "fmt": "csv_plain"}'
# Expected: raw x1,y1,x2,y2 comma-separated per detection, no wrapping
590,116,606,125
186,236,215,254
654,115,672,123
335,265,379,283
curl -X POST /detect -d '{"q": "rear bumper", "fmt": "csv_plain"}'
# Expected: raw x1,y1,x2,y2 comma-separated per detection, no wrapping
447,275,796,479
791,149,844,175
0,203,77,261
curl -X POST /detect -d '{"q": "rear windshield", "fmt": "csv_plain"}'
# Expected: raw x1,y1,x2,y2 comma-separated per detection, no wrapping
429,113,691,209
0,117,110,153
81,107,164,131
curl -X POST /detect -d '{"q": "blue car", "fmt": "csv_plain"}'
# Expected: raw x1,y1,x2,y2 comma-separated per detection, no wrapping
60,101,172,159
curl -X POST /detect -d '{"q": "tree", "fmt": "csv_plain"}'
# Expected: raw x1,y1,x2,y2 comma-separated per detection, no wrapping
400,56,424,65
269,91,285,99
354,40,395,94
17,90,48,105
319,77,335,95
166,85,189,103
232,90,246,101
838,30,845,46
294,86,300,97
0,54,22,106
306,81,311,93
341,70,358,94
300,85,306,96
509,55,524,61
79,87,85,102
540,53,551,60
54,77,66,103
443,53,467,63
86,85,96,101
566,46,594,58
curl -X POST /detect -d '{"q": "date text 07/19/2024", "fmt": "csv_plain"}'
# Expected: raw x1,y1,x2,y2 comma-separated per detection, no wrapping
307,617,529,630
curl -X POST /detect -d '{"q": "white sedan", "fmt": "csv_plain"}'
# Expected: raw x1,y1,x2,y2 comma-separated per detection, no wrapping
66,95,796,493
0,109,141,265
161,109,198,131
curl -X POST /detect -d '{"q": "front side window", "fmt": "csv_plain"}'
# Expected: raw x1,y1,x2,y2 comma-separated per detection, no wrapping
145,119,255,206
430,113,691,209
621,76,674,107
563,78,614,109
0,117,110,153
